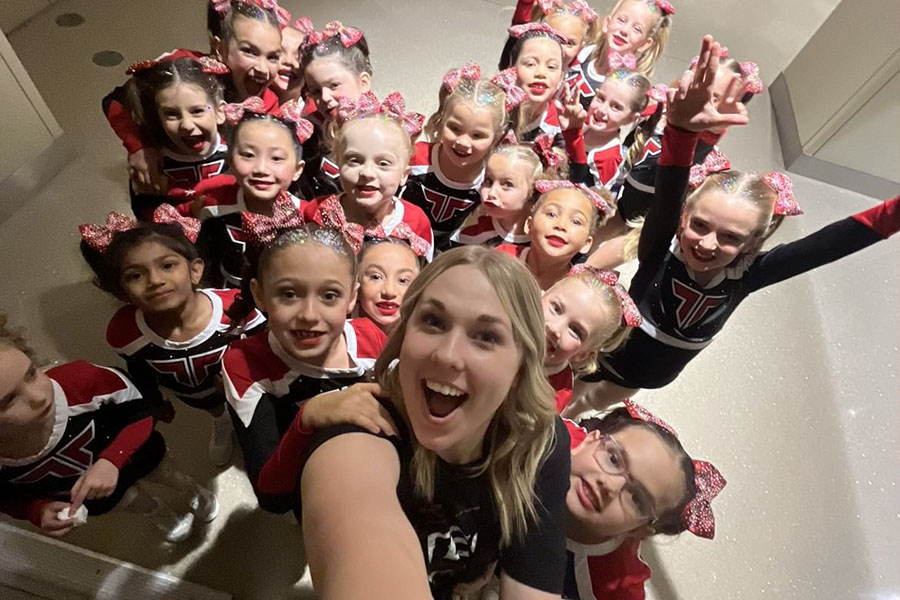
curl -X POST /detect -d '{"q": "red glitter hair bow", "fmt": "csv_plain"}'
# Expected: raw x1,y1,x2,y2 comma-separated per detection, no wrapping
641,83,669,117
608,51,637,71
79,212,138,252
739,61,764,95
688,150,731,188
293,16,315,38
126,50,229,76
568,0,599,23
508,22,568,46
654,0,676,15
567,265,641,327
224,96,268,125
443,61,482,93
533,134,563,169
152,204,201,242
240,193,305,246
763,172,803,216
273,100,315,144
304,20,364,49
623,399,726,540
536,0,566,14
335,92,425,137
313,195,369,253
366,222,430,258
489,68,528,112
534,179,614,217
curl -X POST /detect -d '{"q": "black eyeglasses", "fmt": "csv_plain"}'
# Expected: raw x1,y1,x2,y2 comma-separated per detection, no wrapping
593,434,658,524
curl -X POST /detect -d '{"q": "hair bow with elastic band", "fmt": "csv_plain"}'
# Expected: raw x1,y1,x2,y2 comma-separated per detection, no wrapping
126,50,229,76
608,51,637,71
240,194,305,247
365,222,430,258
508,22,567,45
335,92,425,137
688,150,731,188
303,20,364,49
623,399,725,539
739,61,764,95
152,204,201,242
568,0,599,23
654,0,676,15
534,180,614,217
79,213,138,253
489,68,528,112
763,172,802,216
533,134,563,169
567,265,641,327
443,61,482,93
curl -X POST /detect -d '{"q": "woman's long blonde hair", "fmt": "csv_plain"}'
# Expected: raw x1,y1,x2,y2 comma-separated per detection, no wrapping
374,246,558,546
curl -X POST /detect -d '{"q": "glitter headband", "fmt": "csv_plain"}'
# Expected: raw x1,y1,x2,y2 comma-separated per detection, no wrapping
534,180,614,217
126,50,229,76
623,399,725,539
442,61,482,93
335,91,425,137
508,22,568,46
225,98,314,145
301,20,364,50
688,150,731,188
762,172,802,216
567,265,641,327
210,0,291,29
489,68,528,112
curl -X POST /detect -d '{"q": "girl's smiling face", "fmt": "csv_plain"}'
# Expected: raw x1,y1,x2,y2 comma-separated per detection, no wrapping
231,120,305,204
545,13,587,68
528,189,595,260
679,191,763,275
119,240,203,314
515,37,565,105
542,276,618,368
602,1,657,56
358,242,420,332
218,15,282,99
272,26,305,100
438,101,498,177
586,77,641,135
338,119,411,214
304,57,371,116
0,347,55,439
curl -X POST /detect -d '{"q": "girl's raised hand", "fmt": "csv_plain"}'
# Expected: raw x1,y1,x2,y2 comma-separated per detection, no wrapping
558,86,587,132
302,383,398,437
666,35,749,133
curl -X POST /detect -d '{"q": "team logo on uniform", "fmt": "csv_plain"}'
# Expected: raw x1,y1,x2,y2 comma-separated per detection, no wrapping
567,70,594,98
421,188,475,224
164,159,226,188
225,224,247,251
635,138,662,166
147,347,227,388
671,279,727,330
321,157,340,179
11,422,95,483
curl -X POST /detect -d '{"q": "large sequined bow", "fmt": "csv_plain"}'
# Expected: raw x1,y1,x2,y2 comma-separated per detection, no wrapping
568,0,599,23
641,83,669,117
763,172,802,216
623,399,725,539
273,100,315,144
335,92,425,137
79,212,138,252
240,193,305,246
508,22,567,45
534,180,613,217
209,0,230,16
739,61,764,95
654,0,676,15
533,134,562,169
293,16,315,38
443,61,482,93
315,195,366,253
489,68,528,112
366,222,430,258
305,20,364,48
568,265,641,327
536,0,565,14
153,204,200,242
224,96,267,125
608,51,637,71
126,50,229,76
688,150,731,188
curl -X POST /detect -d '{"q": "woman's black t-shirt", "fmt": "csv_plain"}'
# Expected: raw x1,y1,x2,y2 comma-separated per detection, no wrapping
304,401,571,600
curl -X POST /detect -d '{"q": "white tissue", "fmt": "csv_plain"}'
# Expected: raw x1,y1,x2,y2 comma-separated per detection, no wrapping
58,505,89,526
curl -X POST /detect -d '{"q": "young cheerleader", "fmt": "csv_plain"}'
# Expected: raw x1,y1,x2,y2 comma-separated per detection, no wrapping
171,98,312,288
570,0,674,109
356,227,429,334
569,36,900,415
79,206,265,466
505,23,568,147
271,20,306,105
222,208,387,509
543,265,640,411
451,134,562,248
297,20,373,198
497,180,613,290
304,91,435,260
0,315,218,543
102,55,229,220
399,62,522,247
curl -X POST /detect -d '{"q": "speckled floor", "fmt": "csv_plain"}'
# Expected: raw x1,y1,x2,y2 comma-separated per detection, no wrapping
2,1,897,599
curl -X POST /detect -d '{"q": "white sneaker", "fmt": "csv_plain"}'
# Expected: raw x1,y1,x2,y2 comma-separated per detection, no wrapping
208,409,234,466
147,499,194,543
188,486,220,523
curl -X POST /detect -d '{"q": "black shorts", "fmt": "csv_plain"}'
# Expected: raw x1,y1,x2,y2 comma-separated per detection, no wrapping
580,328,700,389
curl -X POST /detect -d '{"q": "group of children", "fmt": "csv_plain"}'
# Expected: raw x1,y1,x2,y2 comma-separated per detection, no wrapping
1,0,897,598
